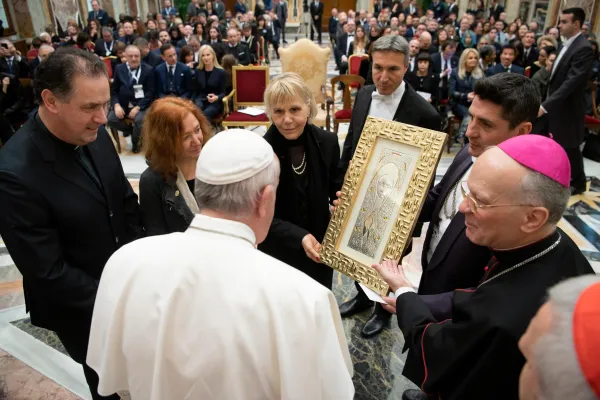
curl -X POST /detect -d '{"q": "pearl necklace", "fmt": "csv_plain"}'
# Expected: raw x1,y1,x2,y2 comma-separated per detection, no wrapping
292,152,307,175
478,233,562,288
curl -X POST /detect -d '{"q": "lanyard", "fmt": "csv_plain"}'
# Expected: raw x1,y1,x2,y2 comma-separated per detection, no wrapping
129,67,141,84
105,41,113,54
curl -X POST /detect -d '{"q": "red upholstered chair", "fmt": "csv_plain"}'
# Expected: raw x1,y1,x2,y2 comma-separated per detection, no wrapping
525,66,531,78
222,66,271,129
328,74,365,134
102,57,114,80
348,54,368,88
586,81,600,131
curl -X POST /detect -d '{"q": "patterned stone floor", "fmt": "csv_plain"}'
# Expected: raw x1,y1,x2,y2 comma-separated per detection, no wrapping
1,36,600,399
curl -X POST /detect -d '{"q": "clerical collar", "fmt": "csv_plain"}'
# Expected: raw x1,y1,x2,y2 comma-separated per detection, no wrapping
188,214,257,247
490,229,561,270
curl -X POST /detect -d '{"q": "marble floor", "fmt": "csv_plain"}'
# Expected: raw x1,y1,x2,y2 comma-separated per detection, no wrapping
1,37,600,399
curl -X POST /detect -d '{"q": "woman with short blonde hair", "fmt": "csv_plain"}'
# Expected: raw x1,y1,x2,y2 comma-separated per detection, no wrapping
140,97,212,235
451,48,483,138
259,73,342,289
537,34,558,50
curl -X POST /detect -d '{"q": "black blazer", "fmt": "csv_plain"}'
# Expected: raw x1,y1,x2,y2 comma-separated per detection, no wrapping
522,46,539,69
405,72,439,106
417,146,491,294
111,62,155,111
259,123,341,288
0,115,142,331
486,63,525,76
28,57,40,76
94,39,117,57
543,34,594,148
489,4,504,20
310,1,324,20
0,57,30,78
224,43,252,66
336,33,352,57
143,50,164,67
430,52,459,79
139,167,196,236
88,9,110,25
339,84,442,178
154,61,193,99
193,67,226,102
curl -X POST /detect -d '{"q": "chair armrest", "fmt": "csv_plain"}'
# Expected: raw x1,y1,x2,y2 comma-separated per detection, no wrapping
222,89,235,116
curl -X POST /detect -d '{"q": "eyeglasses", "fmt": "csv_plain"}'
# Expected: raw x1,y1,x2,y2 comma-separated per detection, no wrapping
460,181,534,214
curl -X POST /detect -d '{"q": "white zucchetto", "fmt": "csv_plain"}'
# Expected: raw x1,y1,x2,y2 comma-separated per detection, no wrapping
196,129,274,185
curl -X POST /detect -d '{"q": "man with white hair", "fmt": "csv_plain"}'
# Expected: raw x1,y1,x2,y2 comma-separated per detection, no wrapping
87,130,355,399
373,135,594,400
519,274,600,400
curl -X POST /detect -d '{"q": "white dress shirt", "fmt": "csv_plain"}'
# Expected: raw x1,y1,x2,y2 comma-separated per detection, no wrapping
426,161,475,263
368,81,406,120
551,31,582,79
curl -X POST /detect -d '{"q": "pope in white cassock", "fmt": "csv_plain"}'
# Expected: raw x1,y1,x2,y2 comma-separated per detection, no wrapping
86,129,355,400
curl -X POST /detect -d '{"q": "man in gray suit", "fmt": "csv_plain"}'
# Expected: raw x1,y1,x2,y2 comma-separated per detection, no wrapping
274,0,288,44
540,7,593,195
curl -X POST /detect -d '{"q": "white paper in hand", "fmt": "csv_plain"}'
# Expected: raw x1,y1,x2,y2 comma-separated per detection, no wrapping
417,91,431,101
358,283,387,304
238,107,265,116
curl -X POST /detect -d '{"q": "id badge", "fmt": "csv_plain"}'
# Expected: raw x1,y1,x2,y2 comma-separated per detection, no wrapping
133,84,144,99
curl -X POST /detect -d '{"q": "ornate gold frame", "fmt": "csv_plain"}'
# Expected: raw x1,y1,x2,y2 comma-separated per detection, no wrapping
320,117,446,295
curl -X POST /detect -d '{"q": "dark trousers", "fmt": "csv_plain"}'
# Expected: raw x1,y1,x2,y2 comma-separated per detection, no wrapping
107,109,146,152
55,327,120,400
196,99,223,120
281,24,286,42
269,40,280,59
565,146,587,189
354,280,393,318
311,18,322,43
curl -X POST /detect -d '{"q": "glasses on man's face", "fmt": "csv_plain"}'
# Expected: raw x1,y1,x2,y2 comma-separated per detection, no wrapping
460,181,534,214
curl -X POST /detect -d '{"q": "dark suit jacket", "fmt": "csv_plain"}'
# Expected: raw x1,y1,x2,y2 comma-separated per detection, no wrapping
430,53,459,78
28,57,40,76
177,37,191,48
118,34,137,46
203,40,226,62
94,39,117,57
374,0,391,17
234,2,247,14
339,84,442,178
154,61,192,99
0,57,30,78
224,43,252,65
336,33,352,57
193,67,226,102
309,1,324,20
447,3,458,15
214,1,226,20
489,4,504,20
111,62,155,111
0,114,142,331
486,63,525,76
522,46,539,69
417,146,491,294
543,34,594,148
143,50,163,67
88,9,110,25
241,35,259,62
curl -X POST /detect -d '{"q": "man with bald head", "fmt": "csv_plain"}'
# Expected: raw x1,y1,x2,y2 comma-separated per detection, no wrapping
418,31,437,54
29,44,54,76
408,38,420,72
374,135,594,400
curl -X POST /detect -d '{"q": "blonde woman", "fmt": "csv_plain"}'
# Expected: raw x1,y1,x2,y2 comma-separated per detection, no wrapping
449,48,483,138
537,34,558,50
258,73,342,289
193,44,225,119
348,25,368,55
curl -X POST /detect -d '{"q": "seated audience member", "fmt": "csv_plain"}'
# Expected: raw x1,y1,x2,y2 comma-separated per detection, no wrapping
519,275,600,400
140,97,211,235
75,32,93,52
537,34,558,51
0,73,26,132
487,44,524,75
373,135,594,400
187,37,201,66
63,25,79,46
450,48,483,137
521,30,539,69
193,45,225,119
240,23,259,64
29,45,54,77
180,45,196,70
86,19,100,42
162,0,178,19
531,50,556,103
348,25,368,55
27,37,42,61
94,27,117,57
431,40,459,99
529,45,555,78
134,37,163,67
419,31,438,54
111,41,127,71
479,44,496,74
155,43,192,99
107,45,155,153
87,129,355,400
177,25,194,47
221,53,237,99
158,29,172,48
336,19,356,75
224,27,251,65
407,38,420,72
406,52,439,106
119,21,137,45
458,30,477,54
147,30,162,52
0,39,31,78
203,26,225,62
169,26,181,45
259,73,342,289
510,39,526,68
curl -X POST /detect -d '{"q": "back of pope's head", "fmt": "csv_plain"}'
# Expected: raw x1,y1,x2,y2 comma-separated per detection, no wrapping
518,274,600,400
464,135,571,249
195,128,279,244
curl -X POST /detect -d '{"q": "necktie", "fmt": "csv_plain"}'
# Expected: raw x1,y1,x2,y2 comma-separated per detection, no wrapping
504,66,509,72
169,65,174,77
7,58,12,73
95,11,98,19
129,68,138,84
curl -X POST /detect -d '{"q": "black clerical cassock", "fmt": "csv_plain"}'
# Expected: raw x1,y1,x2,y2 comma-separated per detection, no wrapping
396,228,594,399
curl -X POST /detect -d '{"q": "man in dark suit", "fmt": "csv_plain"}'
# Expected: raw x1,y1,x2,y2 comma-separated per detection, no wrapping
241,24,259,64
521,30,539,68
107,45,155,153
486,44,525,76
94,27,116,57
489,0,504,20
155,43,193,98
224,27,252,65
213,0,226,20
541,7,594,194
88,0,110,26
134,37,163,67
0,47,142,400
266,11,282,59
430,40,459,99
404,0,418,17
428,0,446,21
337,36,441,338
273,0,288,43
161,0,178,19
447,0,458,17
203,26,225,63
335,19,356,74
0,39,30,78
309,0,324,44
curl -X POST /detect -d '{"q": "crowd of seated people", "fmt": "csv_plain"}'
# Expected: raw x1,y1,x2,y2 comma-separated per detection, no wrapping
328,2,600,142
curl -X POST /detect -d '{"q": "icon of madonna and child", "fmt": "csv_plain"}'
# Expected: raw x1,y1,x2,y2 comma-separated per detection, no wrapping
347,149,412,258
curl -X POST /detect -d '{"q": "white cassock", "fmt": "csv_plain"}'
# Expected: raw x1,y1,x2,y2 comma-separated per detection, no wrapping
87,214,355,400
